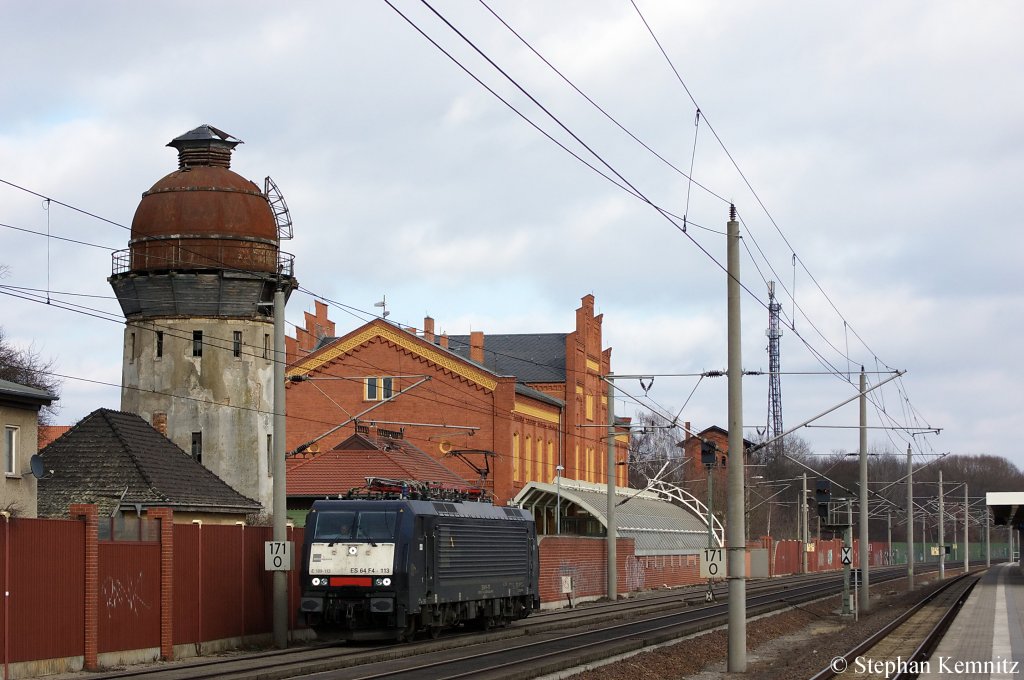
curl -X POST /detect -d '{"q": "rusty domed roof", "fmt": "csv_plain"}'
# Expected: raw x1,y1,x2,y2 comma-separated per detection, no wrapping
126,125,278,274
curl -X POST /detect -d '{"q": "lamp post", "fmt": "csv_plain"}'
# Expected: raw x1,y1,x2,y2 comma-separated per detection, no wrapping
555,465,564,535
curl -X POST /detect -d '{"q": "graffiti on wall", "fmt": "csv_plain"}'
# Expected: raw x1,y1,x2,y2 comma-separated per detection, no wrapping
101,571,150,619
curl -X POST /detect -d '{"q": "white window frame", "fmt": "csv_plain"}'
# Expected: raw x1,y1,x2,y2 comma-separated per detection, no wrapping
365,377,395,401
4,426,18,476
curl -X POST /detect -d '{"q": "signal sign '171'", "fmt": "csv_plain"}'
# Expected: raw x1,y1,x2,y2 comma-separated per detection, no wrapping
700,548,724,579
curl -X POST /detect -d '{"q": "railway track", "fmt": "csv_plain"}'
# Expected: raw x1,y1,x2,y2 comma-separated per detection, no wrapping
808,569,981,680
74,564,945,680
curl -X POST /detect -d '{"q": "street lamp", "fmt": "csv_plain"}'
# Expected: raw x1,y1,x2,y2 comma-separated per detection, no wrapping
555,465,564,535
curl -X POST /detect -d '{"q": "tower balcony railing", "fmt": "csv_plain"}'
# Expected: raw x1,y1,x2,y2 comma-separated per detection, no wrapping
112,243,295,278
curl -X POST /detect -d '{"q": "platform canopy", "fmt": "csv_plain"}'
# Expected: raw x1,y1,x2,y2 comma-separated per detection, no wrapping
986,492,1024,528
513,478,721,555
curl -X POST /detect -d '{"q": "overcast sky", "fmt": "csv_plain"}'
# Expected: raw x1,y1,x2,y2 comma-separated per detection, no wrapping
2,1,1022,471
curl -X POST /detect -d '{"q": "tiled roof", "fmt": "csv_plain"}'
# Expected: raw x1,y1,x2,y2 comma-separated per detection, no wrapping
447,333,567,383
38,425,72,450
37,408,261,517
287,432,470,497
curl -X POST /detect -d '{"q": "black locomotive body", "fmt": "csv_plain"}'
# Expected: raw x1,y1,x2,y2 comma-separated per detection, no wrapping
299,497,540,640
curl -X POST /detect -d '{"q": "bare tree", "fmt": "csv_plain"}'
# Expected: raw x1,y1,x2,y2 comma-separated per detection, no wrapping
0,326,62,425
628,411,686,488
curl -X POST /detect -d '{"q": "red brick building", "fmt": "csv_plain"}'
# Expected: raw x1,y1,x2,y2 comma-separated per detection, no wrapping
284,295,627,506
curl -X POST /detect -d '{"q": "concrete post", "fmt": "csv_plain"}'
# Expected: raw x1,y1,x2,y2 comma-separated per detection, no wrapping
843,500,852,616
801,473,808,574
985,511,991,568
906,444,914,589
938,470,945,579
606,373,616,601
726,206,746,672
273,285,288,648
858,368,869,612
964,484,969,573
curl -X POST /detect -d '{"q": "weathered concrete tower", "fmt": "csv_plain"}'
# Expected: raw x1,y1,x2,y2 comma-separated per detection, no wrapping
109,124,296,511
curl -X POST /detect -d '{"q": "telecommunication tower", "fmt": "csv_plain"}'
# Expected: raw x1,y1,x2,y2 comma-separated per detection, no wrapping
766,281,783,461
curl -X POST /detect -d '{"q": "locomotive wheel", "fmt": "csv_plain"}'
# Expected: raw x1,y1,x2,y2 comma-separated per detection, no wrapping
428,625,442,639
397,619,417,643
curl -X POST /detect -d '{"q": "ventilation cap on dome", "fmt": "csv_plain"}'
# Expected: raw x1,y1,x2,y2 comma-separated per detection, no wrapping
167,124,244,170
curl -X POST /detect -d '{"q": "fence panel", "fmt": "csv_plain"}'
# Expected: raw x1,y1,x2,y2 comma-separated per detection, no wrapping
97,542,161,653
199,525,247,641
172,524,200,645
5,518,85,663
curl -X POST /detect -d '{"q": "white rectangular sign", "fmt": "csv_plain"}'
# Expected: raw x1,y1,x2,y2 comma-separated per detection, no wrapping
700,547,724,579
307,542,395,576
841,546,852,565
264,541,293,571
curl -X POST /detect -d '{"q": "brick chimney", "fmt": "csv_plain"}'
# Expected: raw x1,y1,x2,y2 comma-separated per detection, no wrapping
153,412,168,437
423,316,435,343
440,333,449,349
470,331,485,364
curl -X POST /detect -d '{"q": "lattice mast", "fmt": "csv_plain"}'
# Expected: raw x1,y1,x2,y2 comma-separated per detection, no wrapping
766,281,784,461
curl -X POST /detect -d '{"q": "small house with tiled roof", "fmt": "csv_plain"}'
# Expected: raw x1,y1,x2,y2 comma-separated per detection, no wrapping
284,295,628,507
286,426,473,525
37,408,261,524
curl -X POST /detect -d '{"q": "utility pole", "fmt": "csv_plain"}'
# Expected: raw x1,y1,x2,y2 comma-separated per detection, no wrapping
766,281,783,463
906,444,914,590
938,470,945,579
726,205,747,672
801,473,809,574
985,509,991,568
606,373,616,602
272,285,288,649
964,483,969,573
843,499,852,616
858,368,869,612
887,511,892,565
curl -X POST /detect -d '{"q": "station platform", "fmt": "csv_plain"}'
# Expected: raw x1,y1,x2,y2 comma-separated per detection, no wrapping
918,562,1024,679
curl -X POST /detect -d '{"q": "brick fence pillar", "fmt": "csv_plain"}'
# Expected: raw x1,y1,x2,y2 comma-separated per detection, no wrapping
70,504,98,671
148,508,174,661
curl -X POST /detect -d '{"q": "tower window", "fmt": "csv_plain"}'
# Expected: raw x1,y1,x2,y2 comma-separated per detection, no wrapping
267,434,273,477
264,333,271,360
191,431,203,463
233,331,242,358
156,331,163,358
129,332,136,363
192,331,203,357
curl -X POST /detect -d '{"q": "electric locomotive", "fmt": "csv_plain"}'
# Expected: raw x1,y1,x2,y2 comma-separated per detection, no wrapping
299,478,539,641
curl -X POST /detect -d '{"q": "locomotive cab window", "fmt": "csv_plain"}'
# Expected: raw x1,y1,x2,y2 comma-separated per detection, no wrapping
313,510,398,542
313,511,356,541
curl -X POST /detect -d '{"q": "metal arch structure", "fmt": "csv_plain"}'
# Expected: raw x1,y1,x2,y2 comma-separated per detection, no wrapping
646,478,724,548
264,176,294,241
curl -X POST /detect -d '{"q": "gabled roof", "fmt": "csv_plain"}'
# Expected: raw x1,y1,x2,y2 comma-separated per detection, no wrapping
37,408,261,518
287,432,470,498
447,333,567,384
287,319,500,391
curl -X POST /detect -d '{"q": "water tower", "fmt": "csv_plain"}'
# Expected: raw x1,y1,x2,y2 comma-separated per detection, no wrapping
109,124,296,511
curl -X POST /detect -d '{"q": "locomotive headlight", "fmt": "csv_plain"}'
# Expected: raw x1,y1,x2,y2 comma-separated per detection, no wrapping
348,546,358,556
312,577,321,586
382,578,392,587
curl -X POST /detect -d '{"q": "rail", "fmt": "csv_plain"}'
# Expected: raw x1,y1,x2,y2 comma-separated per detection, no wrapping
808,569,980,680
